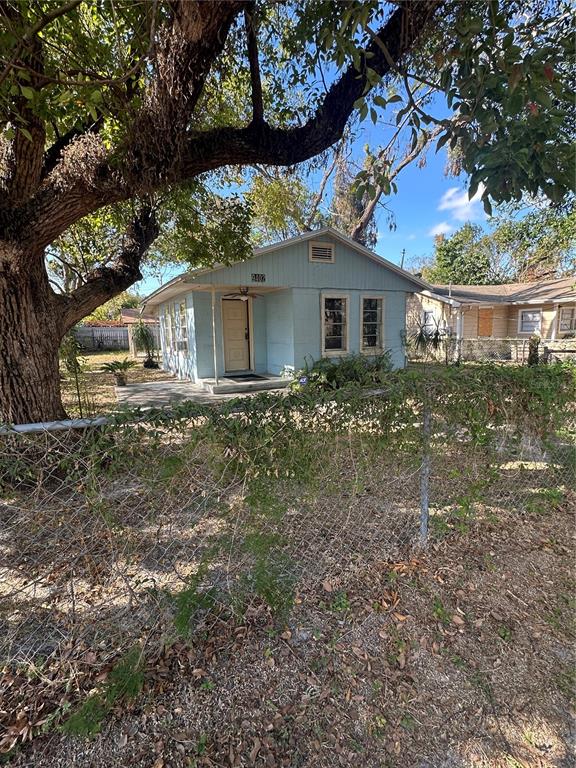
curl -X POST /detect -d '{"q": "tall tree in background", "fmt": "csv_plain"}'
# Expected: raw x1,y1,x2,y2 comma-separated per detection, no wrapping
0,0,574,422
424,224,491,284
423,204,576,285
331,153,379,248
486,204,576,281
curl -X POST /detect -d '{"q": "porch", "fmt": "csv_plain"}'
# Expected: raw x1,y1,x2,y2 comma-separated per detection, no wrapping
115,373,291,408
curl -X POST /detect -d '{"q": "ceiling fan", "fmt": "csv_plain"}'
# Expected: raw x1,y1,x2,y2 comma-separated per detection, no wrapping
222,286,262,301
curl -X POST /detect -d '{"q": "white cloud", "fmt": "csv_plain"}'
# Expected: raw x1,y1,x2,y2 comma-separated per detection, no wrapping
428,221,453,237
438,184,484,222
407,234,417,241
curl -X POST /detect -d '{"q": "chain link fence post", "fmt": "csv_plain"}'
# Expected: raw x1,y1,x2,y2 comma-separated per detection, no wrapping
419,394,431,548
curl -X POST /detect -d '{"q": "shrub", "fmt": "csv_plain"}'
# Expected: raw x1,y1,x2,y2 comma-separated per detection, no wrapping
132,321,159,368
290,352,393,391
528,335,540,366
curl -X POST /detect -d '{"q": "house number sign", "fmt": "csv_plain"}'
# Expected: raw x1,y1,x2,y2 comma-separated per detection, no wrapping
251,273,266,282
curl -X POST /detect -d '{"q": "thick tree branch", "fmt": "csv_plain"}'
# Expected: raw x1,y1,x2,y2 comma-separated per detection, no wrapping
175,2,442,178
26,2,442,257
244,4,263,124
57,206,159,332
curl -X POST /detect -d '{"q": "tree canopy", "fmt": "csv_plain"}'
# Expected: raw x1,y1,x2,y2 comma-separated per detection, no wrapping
423,204,576,285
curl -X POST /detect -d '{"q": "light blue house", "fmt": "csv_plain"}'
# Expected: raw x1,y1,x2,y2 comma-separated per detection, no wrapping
143,228,426,391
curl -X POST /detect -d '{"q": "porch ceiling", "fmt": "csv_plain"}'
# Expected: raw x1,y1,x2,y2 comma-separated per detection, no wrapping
182,283,287,294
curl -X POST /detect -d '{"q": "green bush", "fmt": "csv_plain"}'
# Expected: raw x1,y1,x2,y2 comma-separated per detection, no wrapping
290,352,393,391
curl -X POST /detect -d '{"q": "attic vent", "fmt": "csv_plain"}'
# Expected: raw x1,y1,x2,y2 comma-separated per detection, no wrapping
309,241,335,263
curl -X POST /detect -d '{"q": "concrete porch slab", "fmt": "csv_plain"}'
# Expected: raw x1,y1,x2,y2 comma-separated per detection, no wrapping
199,375,292,395
115,377,289,408
115,380,238,408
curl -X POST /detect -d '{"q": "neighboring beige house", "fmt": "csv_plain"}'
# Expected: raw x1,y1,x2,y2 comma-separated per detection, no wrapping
407,276,576,341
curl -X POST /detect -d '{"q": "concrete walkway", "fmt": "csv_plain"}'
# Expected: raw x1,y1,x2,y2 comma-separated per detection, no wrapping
115,379,281,408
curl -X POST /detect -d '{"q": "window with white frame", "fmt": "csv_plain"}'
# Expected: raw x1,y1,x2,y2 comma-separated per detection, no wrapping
177,301,188,351
559,307,576,333
322,295,348,353
519,309,541,334
361,296,383,351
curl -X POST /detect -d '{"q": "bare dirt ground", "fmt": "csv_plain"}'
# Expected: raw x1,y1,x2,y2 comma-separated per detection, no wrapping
7,492,575,768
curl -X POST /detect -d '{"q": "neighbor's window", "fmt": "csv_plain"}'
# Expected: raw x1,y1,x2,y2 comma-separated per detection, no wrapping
519,309,541,334
423,310,436,331
361,297,383,351
177,301,188,351
559,307,576,333
323,295,348,353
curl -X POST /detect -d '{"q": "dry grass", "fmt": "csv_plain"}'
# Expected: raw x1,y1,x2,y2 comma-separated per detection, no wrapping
7,498,575,768
2,439,574,767
60,351,174,416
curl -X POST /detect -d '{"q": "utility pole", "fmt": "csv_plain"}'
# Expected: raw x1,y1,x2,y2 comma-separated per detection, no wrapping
400,248,406,269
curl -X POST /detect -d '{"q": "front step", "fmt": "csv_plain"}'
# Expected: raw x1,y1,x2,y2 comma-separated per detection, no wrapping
200,377,292,395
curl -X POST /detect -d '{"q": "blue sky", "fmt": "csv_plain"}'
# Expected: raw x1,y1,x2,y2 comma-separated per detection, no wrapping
371,145,487,270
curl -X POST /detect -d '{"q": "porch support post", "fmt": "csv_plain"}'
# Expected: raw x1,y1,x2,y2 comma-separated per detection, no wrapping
551,304,558,340
211,286,219,385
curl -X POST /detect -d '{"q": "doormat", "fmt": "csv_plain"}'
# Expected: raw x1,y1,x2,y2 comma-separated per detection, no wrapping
224,374,268,383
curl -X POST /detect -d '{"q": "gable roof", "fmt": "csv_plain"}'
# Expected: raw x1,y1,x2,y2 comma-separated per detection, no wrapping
433,275,575,306
143,227,429,309
251,227,429,289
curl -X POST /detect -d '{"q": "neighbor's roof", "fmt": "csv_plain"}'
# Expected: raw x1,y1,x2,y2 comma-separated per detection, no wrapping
433,275,576,306
142,227,430,309
120,308,158,324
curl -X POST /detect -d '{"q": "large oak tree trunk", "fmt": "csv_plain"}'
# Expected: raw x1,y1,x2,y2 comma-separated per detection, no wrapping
0,247,66,424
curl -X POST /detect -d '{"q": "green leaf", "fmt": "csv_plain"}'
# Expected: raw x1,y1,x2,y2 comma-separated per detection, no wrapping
20,86,35,100
435,132,450,153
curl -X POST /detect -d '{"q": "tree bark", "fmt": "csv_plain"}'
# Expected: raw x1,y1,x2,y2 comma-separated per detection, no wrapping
0,245,66,424
0,208,159,425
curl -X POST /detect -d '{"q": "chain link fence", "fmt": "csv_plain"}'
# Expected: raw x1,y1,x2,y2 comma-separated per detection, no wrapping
407,336,576,365
1,366,574,757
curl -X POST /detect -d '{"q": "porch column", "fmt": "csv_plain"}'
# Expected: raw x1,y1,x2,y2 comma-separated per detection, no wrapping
551,304,558,340
211,287,219,385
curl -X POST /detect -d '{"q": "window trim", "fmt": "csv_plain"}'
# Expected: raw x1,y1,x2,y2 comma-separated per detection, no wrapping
422,309,436,330
321,292,349,356
309,240,335,263
517,308,542,335
162,305,173,351
558,306,576,333
169,303,178,350
360,294,385,354
177,300,189,353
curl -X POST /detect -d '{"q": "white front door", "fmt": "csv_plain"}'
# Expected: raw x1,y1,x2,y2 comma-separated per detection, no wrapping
222,299,250,371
